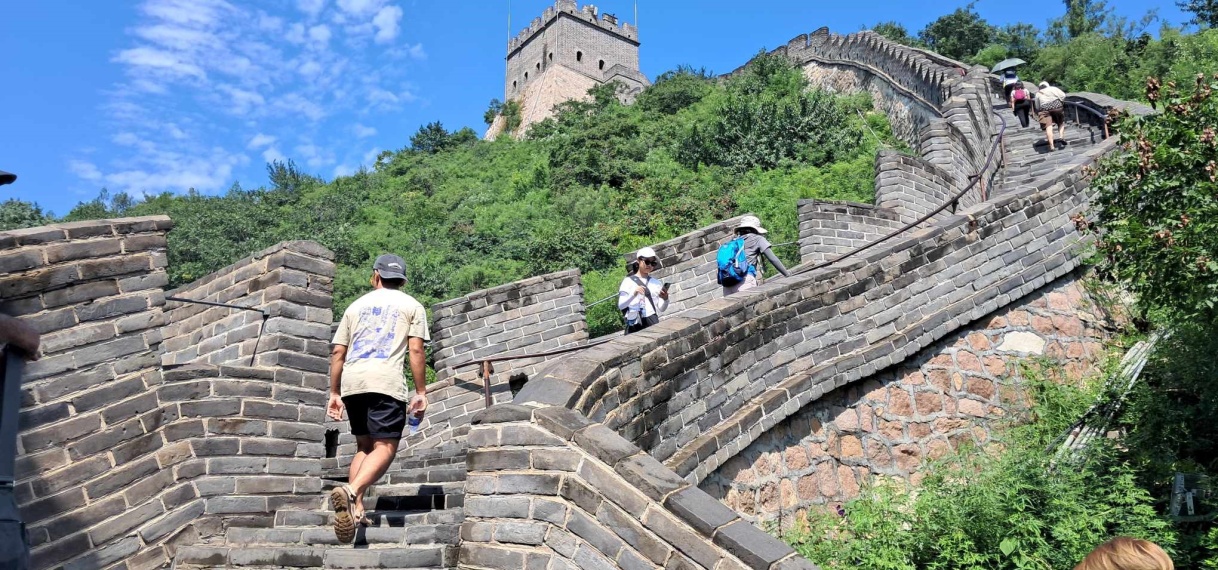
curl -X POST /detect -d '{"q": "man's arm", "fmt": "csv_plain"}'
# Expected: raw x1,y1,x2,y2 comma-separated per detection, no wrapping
327,344,347,420
407,337,428,414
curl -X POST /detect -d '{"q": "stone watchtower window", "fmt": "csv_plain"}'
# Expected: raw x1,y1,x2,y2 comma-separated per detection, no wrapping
513,80,517,89
549,53,553,61
524,72,528,80
576,51,583,62
599,59,605,70
536,62,541,70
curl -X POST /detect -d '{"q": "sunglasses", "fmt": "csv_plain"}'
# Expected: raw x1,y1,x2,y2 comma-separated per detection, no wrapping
638,257,658,265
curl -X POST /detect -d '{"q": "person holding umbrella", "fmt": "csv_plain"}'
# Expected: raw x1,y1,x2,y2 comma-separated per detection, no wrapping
992,58,1027,103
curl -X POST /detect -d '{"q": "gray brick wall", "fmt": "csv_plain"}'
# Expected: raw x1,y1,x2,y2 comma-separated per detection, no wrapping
516,137,1116,488
873,150,956,224
161,241,335,374
461,404,816,569
798,200,904,264
506,1,640,100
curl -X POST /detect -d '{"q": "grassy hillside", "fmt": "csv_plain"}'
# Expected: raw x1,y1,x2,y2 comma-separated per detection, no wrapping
47,53,899,337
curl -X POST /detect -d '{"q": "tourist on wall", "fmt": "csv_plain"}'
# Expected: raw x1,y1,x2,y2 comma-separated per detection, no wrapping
1011,81,1034,128
719,215,790,296
1001,68,1021,103
618,246,669,334
1035,80,1068,150
326,254,430,543
1074,537,1173,570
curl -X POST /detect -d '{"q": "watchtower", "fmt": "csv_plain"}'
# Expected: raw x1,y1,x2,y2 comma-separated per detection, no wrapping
496,1,649,135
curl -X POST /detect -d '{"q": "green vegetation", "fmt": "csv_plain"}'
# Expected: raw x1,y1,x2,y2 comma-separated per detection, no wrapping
868,1,1218,103
786,363,1183,569
40,54,893,338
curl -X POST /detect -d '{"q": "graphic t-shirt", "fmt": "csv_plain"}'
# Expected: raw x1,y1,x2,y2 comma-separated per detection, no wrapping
332,288,430,402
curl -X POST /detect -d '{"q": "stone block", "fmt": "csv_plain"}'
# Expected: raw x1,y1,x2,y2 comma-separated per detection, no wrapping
664,487,739,536
616,453,687,502
642,507,722,570
712,520,796,569
574,424,638,467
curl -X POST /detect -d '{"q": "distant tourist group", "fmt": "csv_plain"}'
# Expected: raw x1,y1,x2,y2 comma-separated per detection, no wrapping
618,214,790,334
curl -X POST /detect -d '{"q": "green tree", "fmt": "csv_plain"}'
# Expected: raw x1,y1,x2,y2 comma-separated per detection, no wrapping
868,21,920,47
1092,74,1218,322
1179,0,1218,28
410,121,456,154
0,199,49,230
918,3,996,61
998,22,1043,60
636,66,715,115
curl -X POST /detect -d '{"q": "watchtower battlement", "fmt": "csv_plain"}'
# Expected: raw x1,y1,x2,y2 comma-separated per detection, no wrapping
507,1,638,56
500,0,647,116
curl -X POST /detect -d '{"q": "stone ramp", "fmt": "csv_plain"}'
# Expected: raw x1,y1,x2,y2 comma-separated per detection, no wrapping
995,102,1109,191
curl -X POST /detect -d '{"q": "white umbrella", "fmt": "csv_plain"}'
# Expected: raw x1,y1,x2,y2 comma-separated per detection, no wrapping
991,58,1027,73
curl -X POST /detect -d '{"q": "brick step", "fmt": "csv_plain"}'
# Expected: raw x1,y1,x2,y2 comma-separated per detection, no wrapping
223,522,460,547
320,481,466,498
321,461,468,485
174,545,457,569
275,507,464,528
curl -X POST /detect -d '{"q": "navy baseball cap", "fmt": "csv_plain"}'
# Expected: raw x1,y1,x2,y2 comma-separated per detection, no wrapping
373,254,407,280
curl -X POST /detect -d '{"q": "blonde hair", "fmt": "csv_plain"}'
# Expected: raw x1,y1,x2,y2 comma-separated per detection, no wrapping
1074,537,1173,570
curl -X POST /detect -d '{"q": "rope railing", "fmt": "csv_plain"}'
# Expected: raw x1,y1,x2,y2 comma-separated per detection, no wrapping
442,109,1013,410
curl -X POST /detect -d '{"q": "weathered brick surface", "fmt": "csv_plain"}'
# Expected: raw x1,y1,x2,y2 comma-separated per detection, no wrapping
161,241,335,371
461,406,805,569
699,275,1112,528
520,135,1117,489
13,365,325,570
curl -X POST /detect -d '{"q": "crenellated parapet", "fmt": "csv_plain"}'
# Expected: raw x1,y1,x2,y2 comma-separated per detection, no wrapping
507,1,638,55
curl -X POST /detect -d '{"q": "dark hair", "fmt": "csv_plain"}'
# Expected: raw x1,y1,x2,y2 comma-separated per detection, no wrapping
735,227,757,235
626,261,639,276
380,277,406,289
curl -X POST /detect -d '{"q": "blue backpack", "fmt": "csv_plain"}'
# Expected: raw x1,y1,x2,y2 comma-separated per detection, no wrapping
716,237,754,286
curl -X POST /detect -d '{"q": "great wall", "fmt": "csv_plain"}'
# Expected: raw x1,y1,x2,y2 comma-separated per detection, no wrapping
1,14,1157,570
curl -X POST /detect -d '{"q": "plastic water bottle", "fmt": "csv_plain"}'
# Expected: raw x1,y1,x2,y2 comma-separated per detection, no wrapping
408,412,423,435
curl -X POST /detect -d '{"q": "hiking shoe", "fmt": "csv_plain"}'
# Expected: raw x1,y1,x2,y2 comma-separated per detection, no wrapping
330,486,356,543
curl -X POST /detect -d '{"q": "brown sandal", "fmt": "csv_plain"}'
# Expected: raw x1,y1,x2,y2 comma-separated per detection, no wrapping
329,485,356,543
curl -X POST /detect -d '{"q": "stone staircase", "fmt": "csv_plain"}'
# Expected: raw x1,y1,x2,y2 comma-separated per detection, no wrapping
174,461,466,569
994,102,1108,190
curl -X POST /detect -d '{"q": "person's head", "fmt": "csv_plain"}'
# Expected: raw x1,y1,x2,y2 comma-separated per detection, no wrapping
371,253,407,290
1074,537,1173,570
735,215,768,236
1039,80,1051,89
634,247,659,276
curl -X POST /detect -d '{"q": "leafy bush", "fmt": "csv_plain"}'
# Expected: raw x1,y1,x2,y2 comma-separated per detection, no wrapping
786,368,1177,570
1092,74,1218,324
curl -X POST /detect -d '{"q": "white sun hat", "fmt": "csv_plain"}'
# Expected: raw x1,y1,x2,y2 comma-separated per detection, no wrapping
635,246,658,259
736,215,768,234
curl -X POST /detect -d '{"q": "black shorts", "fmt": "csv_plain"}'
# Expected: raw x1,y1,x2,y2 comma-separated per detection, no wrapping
342,393,406,439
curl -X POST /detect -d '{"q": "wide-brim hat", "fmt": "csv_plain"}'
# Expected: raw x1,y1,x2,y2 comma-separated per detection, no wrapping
736,215,768,234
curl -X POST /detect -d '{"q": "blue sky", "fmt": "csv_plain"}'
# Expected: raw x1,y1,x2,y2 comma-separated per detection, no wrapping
1,0,1186,216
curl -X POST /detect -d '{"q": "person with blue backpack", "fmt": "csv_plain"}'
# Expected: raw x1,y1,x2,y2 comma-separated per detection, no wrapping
718,215,790,295
618,246,669,334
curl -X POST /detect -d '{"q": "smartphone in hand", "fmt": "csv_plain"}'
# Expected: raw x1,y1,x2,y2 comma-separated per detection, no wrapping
661,282,671,294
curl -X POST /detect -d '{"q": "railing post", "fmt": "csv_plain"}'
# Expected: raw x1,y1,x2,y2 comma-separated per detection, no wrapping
481,360,494,408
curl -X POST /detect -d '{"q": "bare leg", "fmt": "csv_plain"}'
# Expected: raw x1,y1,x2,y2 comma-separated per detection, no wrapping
349,437,400,518
347,435,373,487
1045,123,1056,150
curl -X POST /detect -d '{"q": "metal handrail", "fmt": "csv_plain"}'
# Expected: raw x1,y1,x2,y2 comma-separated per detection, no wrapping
793,108,1009,276
163,295,269,367
1062,100,1111,139
453,109,1010,409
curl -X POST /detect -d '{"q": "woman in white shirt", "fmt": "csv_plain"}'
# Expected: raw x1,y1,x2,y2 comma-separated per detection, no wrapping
618,246,670,334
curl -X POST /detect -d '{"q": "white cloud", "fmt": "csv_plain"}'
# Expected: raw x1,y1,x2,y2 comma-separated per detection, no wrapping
79,0,421,197
333,163,356,177
262,147,286,164
372,5,402,44
69,160,103,182
362,147,380,164
308,24,331,47
113,47,207,81
297,0,325,16
248,133,277,149
336,0,384,17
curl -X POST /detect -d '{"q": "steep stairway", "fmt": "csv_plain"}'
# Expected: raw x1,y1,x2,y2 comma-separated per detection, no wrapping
994,103,1108,191
174,461,465,569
